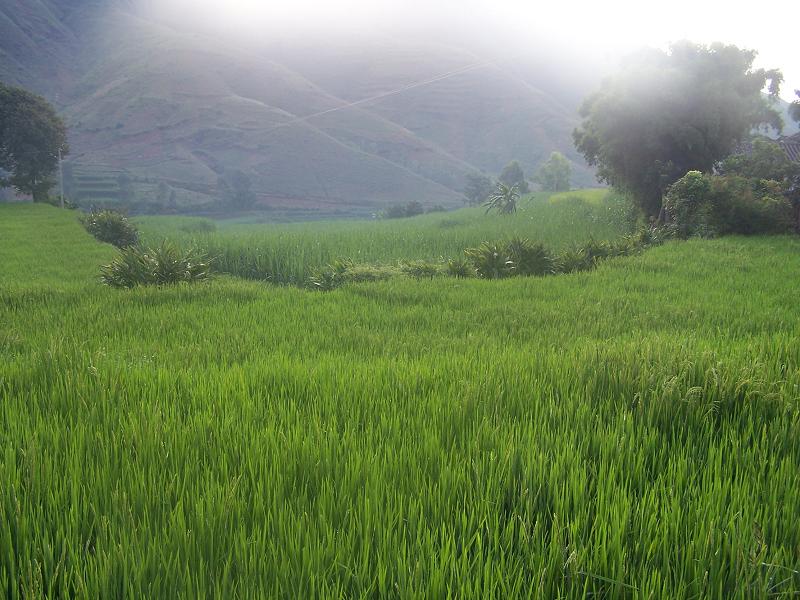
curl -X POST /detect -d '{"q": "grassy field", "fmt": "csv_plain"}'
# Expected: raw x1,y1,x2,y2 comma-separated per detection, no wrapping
136,191,631,284
1,203,799,598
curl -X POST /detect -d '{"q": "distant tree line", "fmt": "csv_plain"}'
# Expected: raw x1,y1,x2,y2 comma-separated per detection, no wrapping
462,152,574,208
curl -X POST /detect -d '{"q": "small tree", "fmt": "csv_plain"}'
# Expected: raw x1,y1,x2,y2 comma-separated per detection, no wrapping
498,160,529,194
534,151,572,192
218,170,256,210
463,172,494,206
484,183,519,215
0,82,69,202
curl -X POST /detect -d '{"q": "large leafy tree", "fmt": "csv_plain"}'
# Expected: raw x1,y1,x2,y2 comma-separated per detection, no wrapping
534,151,572,192
0,82,68,202
573,42,783,217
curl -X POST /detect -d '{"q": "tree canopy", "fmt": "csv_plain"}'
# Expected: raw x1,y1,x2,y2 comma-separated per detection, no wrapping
534,151,572,192
218,169,256,210
498,160,529,194
0,82,68,202
573,41,783,217
720,138,799,182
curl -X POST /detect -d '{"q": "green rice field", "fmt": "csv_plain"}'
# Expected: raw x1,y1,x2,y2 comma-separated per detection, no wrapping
135,191,631,283
1,200,799,598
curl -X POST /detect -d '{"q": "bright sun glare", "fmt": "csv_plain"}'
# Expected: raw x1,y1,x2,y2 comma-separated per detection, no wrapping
158,0,798,100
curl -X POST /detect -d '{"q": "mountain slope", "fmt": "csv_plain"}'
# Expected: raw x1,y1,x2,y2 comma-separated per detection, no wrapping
0,1,600,213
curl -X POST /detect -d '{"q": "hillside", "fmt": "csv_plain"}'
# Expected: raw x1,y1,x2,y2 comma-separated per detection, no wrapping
0,1,600,214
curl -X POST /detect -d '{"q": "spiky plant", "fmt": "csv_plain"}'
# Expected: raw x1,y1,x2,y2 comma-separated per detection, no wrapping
504,238,554,276
484,183,520,215
100,242,213,288
446,258,474,278
465,243,515,279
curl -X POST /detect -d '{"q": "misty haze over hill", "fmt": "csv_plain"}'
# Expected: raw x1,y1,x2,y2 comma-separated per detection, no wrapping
2,0,794,214
0,0,621,214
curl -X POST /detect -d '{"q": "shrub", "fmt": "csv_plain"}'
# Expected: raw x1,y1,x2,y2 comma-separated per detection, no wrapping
504,238,554,276
554,248,593,274
664,172,794,237
308,260,395,291
446,258,473,278
401,261,441,279
308,268,342,292
344,264,395,283
80,209,139,248
100,242,213,288
465,243,514,279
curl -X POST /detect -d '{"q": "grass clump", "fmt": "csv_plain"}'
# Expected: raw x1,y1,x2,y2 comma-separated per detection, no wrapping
401,260,441,278
100,241,213,288
80,209,139,248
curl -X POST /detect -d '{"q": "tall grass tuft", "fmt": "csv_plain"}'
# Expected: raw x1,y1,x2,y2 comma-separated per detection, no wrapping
100,242,213,288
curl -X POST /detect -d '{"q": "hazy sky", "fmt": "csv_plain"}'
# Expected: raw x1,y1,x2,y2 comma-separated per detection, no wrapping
153,0,799,101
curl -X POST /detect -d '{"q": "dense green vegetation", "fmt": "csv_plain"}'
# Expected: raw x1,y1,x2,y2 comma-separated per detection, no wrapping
136,191,629,284
574,41,785,216
2,202,799,598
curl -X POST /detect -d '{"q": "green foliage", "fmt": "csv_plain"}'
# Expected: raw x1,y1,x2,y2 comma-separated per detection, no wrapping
445,257,474,278
665,171,794,237
504,238,554,276
401,260,441,278
3,204,800,597
0,82,69,202
720,138,800,181
534,151,572,192
554,247,594,274
790,90,800,124
308,260,397,291
465,242,515,279
381,201,425,219
462,172,495,206
498,160,529,194
218,170,256,210
100,241,213,288
137,190,628,285
484,183,520,215
574,41,784,217
80,209,140,248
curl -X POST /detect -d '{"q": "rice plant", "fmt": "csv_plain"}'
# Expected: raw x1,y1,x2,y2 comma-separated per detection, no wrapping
2,203,799,599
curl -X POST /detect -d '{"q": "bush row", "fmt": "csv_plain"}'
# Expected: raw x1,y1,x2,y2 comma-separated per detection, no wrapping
308,227,674,291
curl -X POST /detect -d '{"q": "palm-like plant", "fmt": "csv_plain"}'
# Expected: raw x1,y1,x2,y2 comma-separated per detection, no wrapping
484,183,520,215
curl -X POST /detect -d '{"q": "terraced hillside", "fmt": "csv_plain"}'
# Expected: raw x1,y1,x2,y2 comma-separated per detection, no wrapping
0,1,600,213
